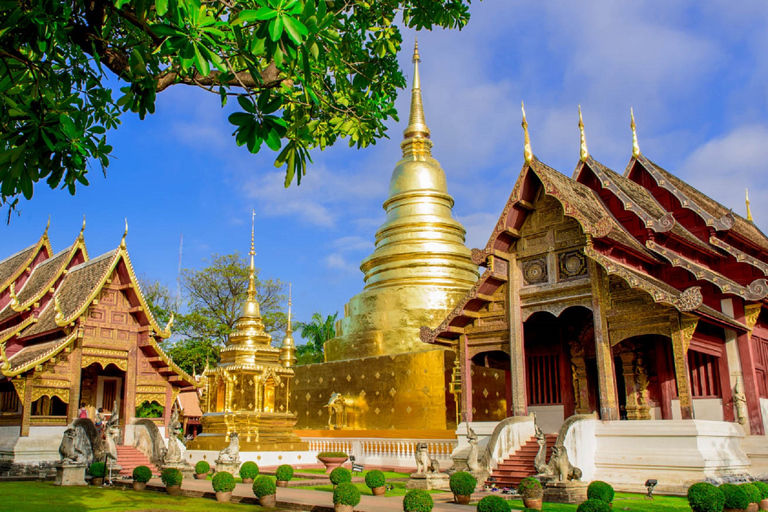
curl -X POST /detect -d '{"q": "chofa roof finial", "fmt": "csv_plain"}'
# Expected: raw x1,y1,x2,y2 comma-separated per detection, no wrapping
522,101,533,164
631,108,641,158
579,105,589,162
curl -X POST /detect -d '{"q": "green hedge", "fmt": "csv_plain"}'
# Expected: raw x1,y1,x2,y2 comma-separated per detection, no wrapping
132,465,152,483
720,483,750,510
403,489,434,512
753,481,768,500
330,467,352,485
275,464,294,482
333,482,361,506
239,461,259,480
89,462,106,477
317,451,348,458
161,468,183,487
742,483,762,504
576,499,612,512
686,482,725,512
477,495,510,512
587,481,614,503
518,476,542,499
448,471,476,496
212,471,236,493
364,469,385,489
194,460,210,474
253,475,276,497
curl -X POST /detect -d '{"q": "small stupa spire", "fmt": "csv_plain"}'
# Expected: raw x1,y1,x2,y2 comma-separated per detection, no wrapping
746,189,754,222
248,209,256,300
631,108,641,158
579,105,589,162
279,282,297,367
401,36,433,158
522,101,533,164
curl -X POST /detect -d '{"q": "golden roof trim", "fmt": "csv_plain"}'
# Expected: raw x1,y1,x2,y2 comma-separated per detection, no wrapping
0,316,37,346
746,189,754,223
2,327,80,377
0,225,53,294
578,105,589,162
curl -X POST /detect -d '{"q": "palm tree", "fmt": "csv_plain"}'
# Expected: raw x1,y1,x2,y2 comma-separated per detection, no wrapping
295,312,338,364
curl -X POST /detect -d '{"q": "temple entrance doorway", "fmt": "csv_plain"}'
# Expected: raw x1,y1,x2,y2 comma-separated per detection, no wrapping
79,362,126,424
470,350,511,420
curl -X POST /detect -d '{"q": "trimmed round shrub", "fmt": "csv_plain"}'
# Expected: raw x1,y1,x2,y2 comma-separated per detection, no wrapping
330,467,352,485
212,471,236,493
720,483,750,510
449,471,477,496
239,461,259,480
753,481,768,500
161,468,183,487
194,460,210,474
275,464,294,482
89,462,106,477
253,475,277,497
576,499,612,512
317,451,348,458
742,483,762,504
403,489,434,512
518,476,543,499
364,469,386,489
132,465,152,483
333,482,362,507
477,495,511,512
687,482,725,512
587,481,615,503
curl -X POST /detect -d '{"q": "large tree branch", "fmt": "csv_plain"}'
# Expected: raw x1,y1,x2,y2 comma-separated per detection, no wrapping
155,63,282,93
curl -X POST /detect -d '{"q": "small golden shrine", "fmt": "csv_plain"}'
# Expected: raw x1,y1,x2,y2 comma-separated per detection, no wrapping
189,214,306,451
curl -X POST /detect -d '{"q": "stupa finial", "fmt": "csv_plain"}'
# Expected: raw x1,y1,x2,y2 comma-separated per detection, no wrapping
248,209,256,300
579,105,589,162
746,189,754,222
401,35,432,157
522,101,533,164
631,108,641,158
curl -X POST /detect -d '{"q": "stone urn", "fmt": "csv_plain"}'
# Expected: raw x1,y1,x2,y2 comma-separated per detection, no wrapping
166,484,182,496
259,494,277,508
242,478,254,484
318,456,348,473
276,480,288,488
523,497,543,509
132,481,147,492
372,486,386,496
454,494,471,505
761,499,768,511
194,473,207,480
91,477,104,487
215,491,233,503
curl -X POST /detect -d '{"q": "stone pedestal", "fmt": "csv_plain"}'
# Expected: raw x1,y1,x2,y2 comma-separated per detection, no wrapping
162,462,194,480
54,463,87,486
406,473,451,491
215,460,241,475
542,481,588,504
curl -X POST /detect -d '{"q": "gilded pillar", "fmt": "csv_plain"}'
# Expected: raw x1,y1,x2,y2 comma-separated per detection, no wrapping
568,340,589,414
670,312,697,420
460,334,473,422
164,384,173,434
66,339,83,425
508,254,527,416
589,259,618,421
634,354,652,420
124,335,138,426
20,374,32,437
619,351,643,420
739,302,765,434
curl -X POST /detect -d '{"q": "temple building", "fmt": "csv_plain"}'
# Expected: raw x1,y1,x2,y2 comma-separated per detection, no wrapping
0,221,200,469
292,40,480,432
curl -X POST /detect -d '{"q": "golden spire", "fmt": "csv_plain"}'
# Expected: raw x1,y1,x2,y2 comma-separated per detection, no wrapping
78,215,86,241
631,108,640,158
248,209,256,300
746,189,754,222
579,105,589,162
279,283,297,367
287,283,292,333
401,36,433,158
120,218,128,248
522,101,533,164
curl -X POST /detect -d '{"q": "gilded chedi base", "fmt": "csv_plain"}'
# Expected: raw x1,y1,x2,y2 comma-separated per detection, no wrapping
187,412,308,452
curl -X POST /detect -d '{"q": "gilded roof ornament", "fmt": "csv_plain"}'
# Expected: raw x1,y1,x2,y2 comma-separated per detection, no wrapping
579,105,589,162
522,101,533,164
631,108,641,158
45,215,50,236
78,215,86,241
120,218,128,248
400,36,433,158
279,283,297,367
164,312,175,334
746,189,754,222
8,282,22,312
54,294,66,326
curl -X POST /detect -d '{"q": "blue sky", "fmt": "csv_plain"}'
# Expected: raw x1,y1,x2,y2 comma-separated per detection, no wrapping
3,0,768,344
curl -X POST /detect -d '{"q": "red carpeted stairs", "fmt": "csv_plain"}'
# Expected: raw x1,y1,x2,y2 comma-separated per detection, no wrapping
485,434,557,489
116,446,160,477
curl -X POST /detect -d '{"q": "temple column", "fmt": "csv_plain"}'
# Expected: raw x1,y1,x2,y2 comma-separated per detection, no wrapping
670,312,697,420
460,334,473,422
20,375,32,437
123,334,138,430
164,384,172,434
589,259,618,421
508,255,527,416
568,340,589,414
738,302,764,434
619,351,640,420
66,334,84,425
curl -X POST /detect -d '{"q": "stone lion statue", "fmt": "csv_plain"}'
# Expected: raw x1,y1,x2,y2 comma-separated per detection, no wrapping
546,445,582,482
59,428,86,464
217,433,240,463
414,442,440,475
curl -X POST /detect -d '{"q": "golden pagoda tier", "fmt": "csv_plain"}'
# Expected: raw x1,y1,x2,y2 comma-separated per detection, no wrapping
189,215,307,451
323,39,479,362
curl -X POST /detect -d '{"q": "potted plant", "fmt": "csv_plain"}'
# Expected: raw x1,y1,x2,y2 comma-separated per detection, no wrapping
333,481,361,512
212,471,236,503
576,500,612,512
587,480,615,504
275,464,294,487
518,476,543,509
449,471,477,505
194,460,210,480
742,483,761,512
403,489,434,512
364,469,386,496
239,461,259,484
317,451,349,473
687,482,725,512
89,462,106,486
721,483,750,512
330,467,352,487
477,495,511,512
253,475,277,508
132,465,152,491
752,481,768,511
161,467,183,496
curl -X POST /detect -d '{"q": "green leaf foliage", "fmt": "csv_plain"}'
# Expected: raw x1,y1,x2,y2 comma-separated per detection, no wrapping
194,460,211,475
576,500,612,512
448,471,476,496
403,489,433,512
476,496,510,512
132,466,153,483
212,471,236,493
135,400,164,418
753,481,768,500
329,467,352,485
719,483,750,510
295,311,337,364
333,482,361,507
364,469,385,489
0,0,473,214
686,482,725,512
89,462,106,477
239,461,259,480
275,464,294,482
517,476,542,499
160,468,183,487
252,475,276,497
586,481,614,503
741,483,762,504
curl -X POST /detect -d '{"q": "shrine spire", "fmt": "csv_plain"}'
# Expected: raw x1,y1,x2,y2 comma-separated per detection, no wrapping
579,105,589,162
401,36,433,158
631,108,641,158
522,101,533,164
747,189,754,222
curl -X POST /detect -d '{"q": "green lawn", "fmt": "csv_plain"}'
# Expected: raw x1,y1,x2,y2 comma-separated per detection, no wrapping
0,481,282,512
295,468,411,479
293,480,443,496
506,493,690,511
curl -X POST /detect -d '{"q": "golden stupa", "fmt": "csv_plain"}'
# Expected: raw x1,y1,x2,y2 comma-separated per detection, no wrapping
190,214,307,451
292,40,479,431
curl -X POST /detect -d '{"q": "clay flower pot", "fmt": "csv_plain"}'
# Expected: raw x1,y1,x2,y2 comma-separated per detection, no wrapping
194,473,207,480
335,504,354,512
760,499,768,511
454,494,471,505
166,484,182,496
215,491,233,503
748,505,759,512
723,509,747,512
242,478,254,484
371,486,386,496
523,497,543,509
318,456,348,473
132,481,147,491
276,480,288,487
259,494,277,508
91,477,104,486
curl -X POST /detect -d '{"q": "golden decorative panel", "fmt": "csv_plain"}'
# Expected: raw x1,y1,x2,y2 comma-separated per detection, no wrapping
31,386,69,403
136,393,165,407
12,379,25,401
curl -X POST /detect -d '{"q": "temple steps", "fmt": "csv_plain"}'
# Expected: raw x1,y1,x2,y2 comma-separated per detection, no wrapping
485,434,557,489
115,446,159,477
